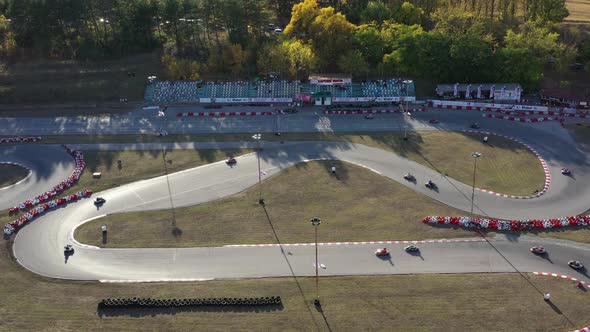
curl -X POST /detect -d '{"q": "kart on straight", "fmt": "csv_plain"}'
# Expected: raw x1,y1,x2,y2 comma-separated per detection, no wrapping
530,246,546,254
403,173,415,181
375,248,389,257
94,197,106,206
425,180,437,190
404,245,419,252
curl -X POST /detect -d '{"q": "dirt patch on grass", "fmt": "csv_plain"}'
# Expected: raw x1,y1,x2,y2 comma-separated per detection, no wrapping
0,163,29,188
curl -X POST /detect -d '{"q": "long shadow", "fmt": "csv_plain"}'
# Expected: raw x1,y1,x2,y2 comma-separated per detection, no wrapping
261,205,323,331
97,303,284,318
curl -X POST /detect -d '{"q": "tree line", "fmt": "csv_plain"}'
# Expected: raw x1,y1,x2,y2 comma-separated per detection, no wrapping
0,0,588,88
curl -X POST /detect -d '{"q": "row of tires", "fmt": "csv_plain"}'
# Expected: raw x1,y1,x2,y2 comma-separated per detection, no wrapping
100,296,282,308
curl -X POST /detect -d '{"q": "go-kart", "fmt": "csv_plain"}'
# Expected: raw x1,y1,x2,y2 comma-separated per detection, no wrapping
403,173,415,181
375,248,390,257
530,246,546,254
470,122,480,129
94,197,106,206
568,260,584,269
561,168,571,175
425,181,437,190
428,119,439,124
226,157,237,165
64,244,74,253
404,245,419,252
364,114,374,119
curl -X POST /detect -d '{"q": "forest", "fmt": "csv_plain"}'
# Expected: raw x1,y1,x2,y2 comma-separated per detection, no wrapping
0,0,588,88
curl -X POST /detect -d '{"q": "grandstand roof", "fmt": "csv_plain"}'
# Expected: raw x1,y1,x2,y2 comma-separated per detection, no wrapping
309,74,352,80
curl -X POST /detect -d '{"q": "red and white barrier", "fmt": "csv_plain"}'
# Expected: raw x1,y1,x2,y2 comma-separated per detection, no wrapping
481,114,561,123
0,136,42,144
422,215,590,231
176,111,273,117
3,189,92,235
462,130,551,199
532,272,587,285
9,145,86,215
323,107,426,115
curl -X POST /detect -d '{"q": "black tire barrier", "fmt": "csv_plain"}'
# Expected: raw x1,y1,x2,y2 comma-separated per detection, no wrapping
100,296,282,308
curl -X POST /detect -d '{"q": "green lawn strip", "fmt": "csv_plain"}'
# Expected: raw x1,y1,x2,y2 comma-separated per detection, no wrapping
13,130,545,196
75,161,476,248
0,244,588,332
0,164,29,188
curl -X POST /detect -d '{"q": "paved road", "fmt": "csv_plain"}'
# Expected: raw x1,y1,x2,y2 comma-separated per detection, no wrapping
4,107,590,281
0,145,75,210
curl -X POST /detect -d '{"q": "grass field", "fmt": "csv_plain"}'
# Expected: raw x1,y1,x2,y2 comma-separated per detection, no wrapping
0,52,161,108
18,130,546,196
0,238,588,332
0,163,29,188
75,161,474,248
566,0,590,21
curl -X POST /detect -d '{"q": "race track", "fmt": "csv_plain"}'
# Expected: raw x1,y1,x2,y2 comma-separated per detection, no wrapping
4,108,590,282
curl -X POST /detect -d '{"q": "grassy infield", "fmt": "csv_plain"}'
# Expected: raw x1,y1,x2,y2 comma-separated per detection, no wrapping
1,131,589,330
0,163,29,188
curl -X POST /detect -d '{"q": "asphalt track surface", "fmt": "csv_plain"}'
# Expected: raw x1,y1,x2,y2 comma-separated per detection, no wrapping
4,107,590,281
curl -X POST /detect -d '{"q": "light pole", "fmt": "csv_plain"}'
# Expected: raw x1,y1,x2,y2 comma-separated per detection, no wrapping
310,217,321,306
252,134,264,204
470,152,482,216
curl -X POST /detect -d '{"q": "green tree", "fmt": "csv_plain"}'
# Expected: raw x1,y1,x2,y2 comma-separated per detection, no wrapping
359,1,391,25
162,54,201,79
256,42,290,75
284,0,319,39
338,49,369,77
352,24,384,66
527,0,569,23
284,39,317,78
504,21,563,59
494,47,542,88
309,6,355,70
392,2,424,26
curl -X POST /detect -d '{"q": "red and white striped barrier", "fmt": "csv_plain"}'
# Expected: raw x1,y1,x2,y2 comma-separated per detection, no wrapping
176,111,273,117
3,189,92,235
0,136,42,144
9,145,86,215
422,215,590,231
224,238,486,247
573,326,590,332
481,114,561,122
532,272,587,285
462,130,551,199
323,107,426,115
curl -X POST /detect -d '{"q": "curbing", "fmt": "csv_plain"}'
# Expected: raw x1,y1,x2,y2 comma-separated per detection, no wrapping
176,111,273,117
224,238,486,247
462,130,551,199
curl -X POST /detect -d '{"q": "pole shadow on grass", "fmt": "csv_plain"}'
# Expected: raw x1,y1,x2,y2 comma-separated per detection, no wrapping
261,205,323,331
97,303,284,318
